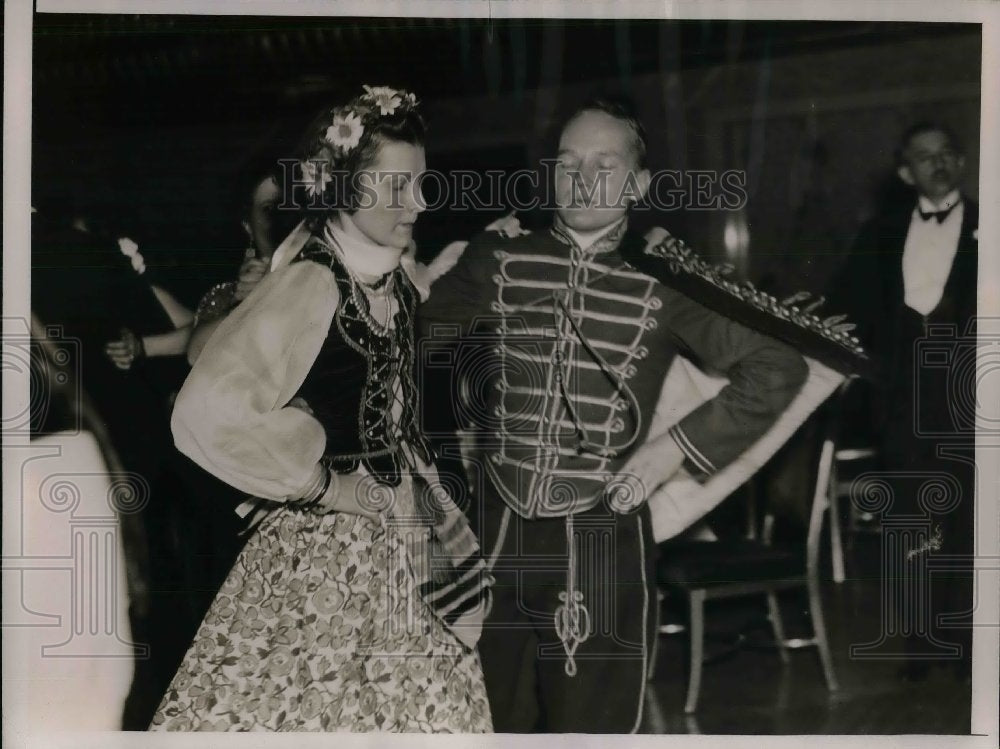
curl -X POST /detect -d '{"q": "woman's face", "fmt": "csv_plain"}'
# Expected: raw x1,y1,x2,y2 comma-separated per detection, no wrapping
246,175,282,259
350,139,426,250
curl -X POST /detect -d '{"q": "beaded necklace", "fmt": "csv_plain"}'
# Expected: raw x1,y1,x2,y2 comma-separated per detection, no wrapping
327,240,397,336
321,218,401,335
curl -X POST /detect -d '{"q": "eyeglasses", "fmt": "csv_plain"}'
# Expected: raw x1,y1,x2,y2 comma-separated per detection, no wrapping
909,149,961,167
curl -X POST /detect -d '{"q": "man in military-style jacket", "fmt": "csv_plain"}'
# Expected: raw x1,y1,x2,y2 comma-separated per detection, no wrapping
420,99,822,733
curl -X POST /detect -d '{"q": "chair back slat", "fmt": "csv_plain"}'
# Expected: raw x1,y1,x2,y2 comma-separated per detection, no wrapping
806,438,836,574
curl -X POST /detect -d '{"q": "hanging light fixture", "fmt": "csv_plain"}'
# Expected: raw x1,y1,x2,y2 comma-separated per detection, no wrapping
722,208,750,279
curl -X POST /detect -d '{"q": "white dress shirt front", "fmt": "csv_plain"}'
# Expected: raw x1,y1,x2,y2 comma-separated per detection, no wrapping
901,189,964,316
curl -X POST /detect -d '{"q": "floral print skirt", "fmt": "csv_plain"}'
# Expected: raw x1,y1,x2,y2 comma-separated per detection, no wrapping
149,506,493,732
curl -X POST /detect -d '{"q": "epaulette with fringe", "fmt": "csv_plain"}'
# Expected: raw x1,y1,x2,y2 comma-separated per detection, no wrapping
623,231,872,378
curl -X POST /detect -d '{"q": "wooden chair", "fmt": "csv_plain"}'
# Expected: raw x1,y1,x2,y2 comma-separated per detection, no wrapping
653,388,844,714
826,376,879,583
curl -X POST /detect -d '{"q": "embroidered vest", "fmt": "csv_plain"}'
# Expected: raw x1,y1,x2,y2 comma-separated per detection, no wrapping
293,238,432,485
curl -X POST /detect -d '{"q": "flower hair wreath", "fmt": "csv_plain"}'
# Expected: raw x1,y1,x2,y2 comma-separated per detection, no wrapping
300,85,420,197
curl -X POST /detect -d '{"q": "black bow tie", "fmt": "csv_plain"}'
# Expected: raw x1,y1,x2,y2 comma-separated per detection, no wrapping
917,202,959,224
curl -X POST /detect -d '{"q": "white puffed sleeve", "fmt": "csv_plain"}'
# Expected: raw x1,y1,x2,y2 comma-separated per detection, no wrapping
170,259,339,500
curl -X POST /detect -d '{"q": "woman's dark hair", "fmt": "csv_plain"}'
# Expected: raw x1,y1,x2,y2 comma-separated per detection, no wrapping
236,119,304,214
233,117,309,247
341,109,426,184
292,96,426,229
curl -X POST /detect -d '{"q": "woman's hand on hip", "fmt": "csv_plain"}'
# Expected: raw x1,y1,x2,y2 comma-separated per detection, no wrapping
307,465,387,523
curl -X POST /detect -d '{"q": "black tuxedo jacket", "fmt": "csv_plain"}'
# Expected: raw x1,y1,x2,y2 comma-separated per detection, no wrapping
828,197,979,445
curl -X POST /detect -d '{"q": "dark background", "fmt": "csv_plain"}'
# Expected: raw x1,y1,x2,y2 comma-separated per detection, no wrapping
32,14,982,305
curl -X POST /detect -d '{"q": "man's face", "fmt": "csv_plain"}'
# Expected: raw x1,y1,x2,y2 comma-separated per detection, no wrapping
554,110,650,232
897,130,965,201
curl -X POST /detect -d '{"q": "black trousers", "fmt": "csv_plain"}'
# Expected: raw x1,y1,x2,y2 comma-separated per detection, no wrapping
886,443,976,675
471,486,658,733
878,312,976,677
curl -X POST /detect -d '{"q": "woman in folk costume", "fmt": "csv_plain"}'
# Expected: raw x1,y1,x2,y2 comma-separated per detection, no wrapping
151,86,493,732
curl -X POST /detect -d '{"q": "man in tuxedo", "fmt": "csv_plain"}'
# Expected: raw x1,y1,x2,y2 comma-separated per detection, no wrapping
831,121,978,682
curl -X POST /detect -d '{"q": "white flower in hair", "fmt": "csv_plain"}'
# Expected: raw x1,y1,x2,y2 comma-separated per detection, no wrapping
363,85,403,116
118,236,139,258
300,159,332,197
325,110,364,150
117,236,146,275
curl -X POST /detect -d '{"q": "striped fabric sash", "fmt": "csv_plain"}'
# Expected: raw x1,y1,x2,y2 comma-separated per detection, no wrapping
388,459,493,651
237,466,493,650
